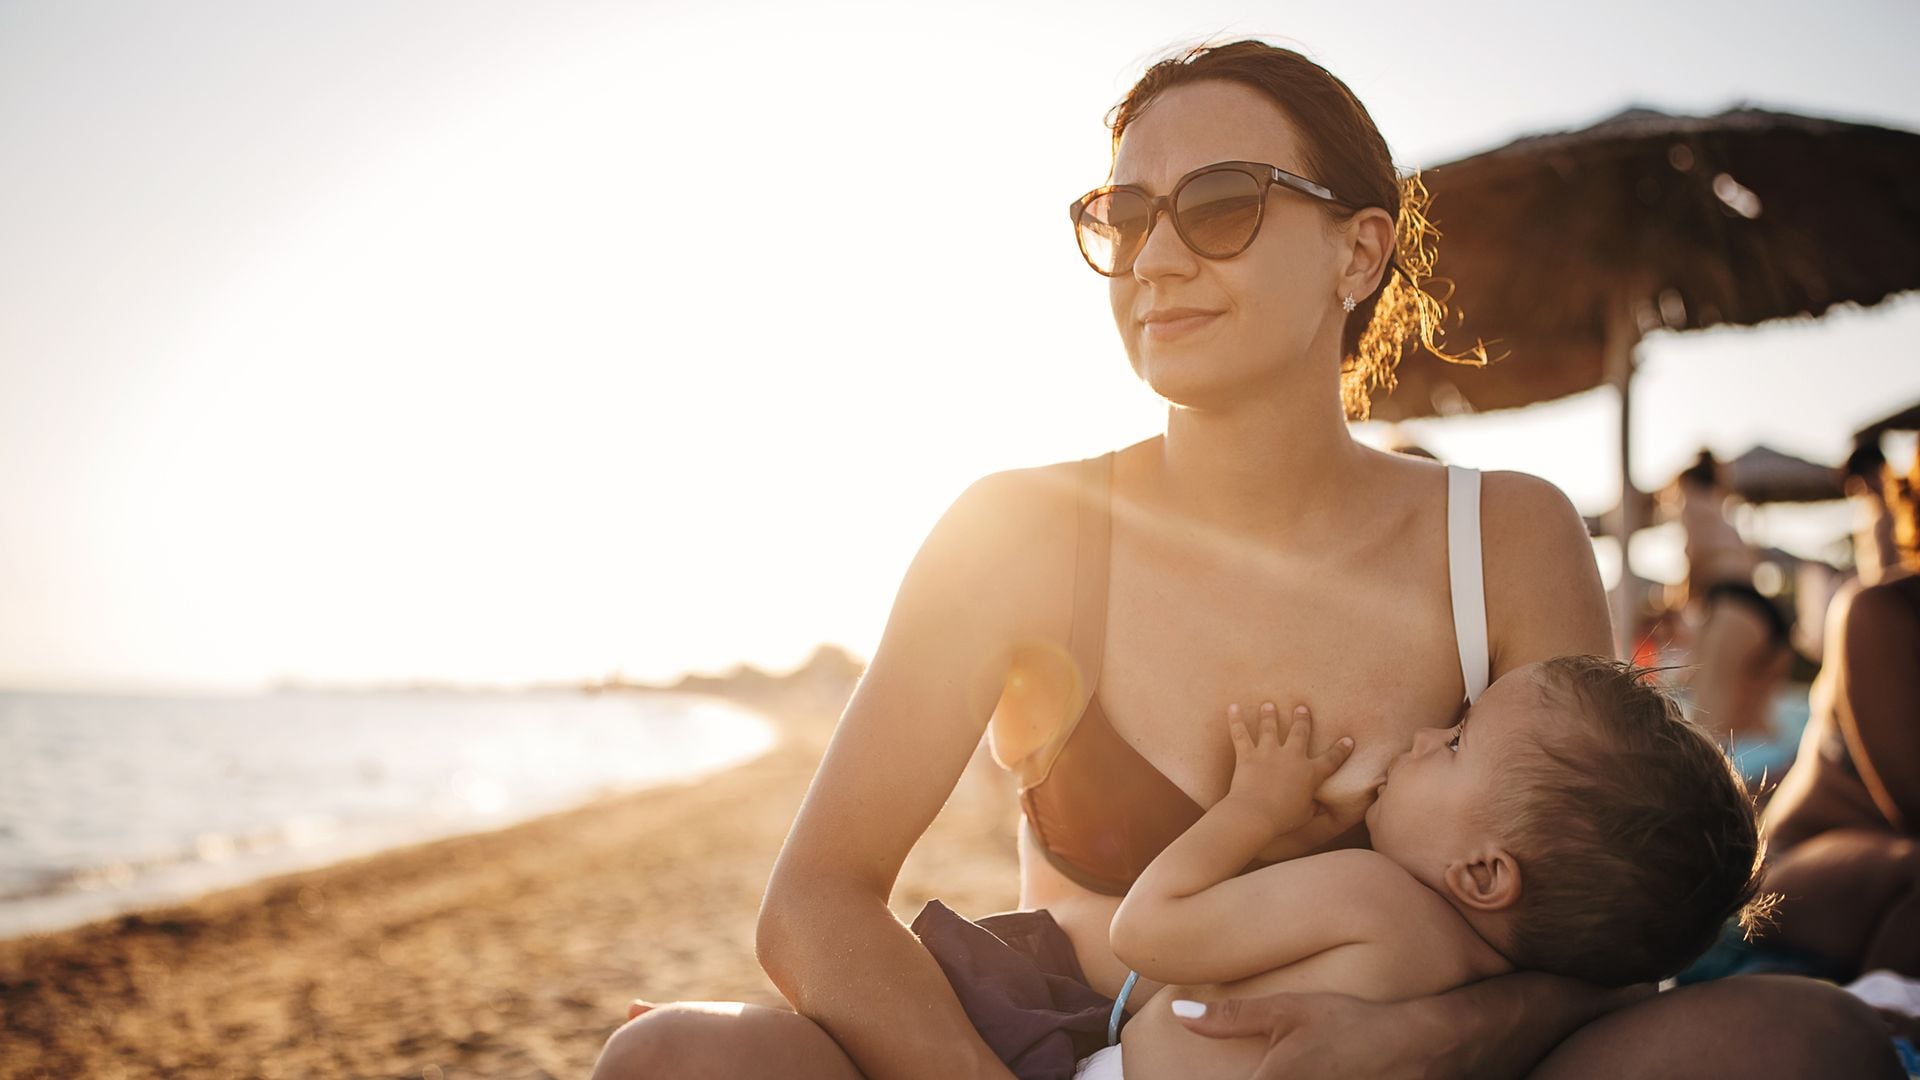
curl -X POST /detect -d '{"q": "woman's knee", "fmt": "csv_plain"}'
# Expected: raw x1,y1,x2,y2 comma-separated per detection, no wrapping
1533,976,1900,1079
591,1001,862,1080
1738,976,1902,1078
1771,830,1920,903
592,1003,764,1079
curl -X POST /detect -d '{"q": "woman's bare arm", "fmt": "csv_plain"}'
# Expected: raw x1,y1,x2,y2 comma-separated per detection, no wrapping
1177,972,1650,1079
1835,579,1920,832
756,468,1066,1080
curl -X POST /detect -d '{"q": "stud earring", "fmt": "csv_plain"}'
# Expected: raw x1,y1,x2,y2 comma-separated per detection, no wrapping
1341,293,1357,313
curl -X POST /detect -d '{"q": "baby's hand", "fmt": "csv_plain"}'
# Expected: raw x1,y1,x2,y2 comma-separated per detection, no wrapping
1225,703,1352,835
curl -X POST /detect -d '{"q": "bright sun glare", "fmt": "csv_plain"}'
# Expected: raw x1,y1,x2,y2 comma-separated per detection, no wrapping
3,2,1919,689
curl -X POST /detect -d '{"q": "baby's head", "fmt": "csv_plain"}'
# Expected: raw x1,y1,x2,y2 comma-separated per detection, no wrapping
1366,655,1763,986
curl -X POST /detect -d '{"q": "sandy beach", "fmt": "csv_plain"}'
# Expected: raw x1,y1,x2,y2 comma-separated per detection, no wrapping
0,660,1021,1078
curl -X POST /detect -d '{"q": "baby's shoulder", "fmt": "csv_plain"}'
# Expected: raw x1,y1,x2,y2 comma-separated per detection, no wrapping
1331,852,1491,950
1299,850,1455,935
1303,847,1428,891
1310,850,1507,994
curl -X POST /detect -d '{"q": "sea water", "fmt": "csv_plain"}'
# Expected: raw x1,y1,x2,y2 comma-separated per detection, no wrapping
0,688,774,939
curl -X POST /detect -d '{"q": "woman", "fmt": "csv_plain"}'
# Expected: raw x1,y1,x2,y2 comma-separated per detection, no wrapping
594,42,1894,1079
1760,444,1920,980
1670,451,1793,740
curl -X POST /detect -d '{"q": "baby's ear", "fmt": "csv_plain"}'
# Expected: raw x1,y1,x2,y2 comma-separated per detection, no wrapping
1443,847,1522,913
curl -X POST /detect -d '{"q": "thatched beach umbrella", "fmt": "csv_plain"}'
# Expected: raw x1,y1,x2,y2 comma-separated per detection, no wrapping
1721,444,1845,505
1371,106,1920,650
1855,398,1920,443
1577,442,1841,536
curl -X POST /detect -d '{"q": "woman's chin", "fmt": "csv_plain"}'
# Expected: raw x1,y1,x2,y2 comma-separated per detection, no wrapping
1140,364,1260,412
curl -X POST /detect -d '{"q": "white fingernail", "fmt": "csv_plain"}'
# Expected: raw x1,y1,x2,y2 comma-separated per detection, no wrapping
1171,999,1207,1019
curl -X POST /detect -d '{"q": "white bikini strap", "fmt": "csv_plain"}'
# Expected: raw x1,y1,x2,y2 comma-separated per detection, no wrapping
1447,465,1490,704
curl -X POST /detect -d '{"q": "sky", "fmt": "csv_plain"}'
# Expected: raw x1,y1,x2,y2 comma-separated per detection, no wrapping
3,0,1919,691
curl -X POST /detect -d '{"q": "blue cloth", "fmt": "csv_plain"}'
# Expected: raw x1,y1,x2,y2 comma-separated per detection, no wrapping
1725,686,1812,787
1672,920,1843,987
1894,1035,1920,1079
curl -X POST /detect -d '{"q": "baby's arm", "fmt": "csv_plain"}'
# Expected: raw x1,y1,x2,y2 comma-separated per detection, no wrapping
1111,704,1380,985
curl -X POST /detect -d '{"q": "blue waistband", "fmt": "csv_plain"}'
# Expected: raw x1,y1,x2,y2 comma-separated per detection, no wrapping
1108,969,1140,1047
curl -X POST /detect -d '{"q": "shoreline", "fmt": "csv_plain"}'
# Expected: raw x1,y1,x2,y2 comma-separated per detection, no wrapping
0,687,778,944
0,664,1022,1078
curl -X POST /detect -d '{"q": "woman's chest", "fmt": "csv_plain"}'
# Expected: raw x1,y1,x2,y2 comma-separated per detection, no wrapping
1097,543,1472,804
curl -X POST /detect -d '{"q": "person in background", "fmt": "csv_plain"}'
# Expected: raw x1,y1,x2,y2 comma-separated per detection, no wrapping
1673,450,1793,739
1761,442,1920,983
1847,440,1902,589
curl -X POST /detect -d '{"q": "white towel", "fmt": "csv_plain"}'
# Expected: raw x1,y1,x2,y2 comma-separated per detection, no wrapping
1074,1044,1124,1080
1847,969,1920,1017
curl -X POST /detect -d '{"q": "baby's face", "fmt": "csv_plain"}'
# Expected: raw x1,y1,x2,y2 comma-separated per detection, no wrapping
1365,663,1546,890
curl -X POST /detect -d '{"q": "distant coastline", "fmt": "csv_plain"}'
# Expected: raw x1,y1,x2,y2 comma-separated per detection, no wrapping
3,644,979,1079
0,652,866,943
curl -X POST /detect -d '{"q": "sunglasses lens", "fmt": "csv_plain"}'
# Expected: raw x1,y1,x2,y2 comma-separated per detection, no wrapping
1174,169,1265,258
1075,190,1152,275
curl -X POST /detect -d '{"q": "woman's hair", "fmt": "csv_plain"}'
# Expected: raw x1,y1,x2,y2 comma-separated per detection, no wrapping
1494,656,1770,986
1677,449,1722,491
1843,439,1886,491
1106,40,1487,420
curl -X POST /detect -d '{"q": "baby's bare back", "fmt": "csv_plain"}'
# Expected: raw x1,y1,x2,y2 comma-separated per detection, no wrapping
1118,872,1505,1080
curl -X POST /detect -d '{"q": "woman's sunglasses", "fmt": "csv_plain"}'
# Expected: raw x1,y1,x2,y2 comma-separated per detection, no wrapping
1068,160,1350,277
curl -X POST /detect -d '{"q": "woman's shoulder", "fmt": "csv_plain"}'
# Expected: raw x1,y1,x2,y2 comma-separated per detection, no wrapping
1465,469,1594,591
946,447,1140,539
1472,470,1614,667
937,459,1087,556
1354,453,1580,530
913,455,1112,624
1475,469,1583,530
953,458,1081,512
1842,572,1920,642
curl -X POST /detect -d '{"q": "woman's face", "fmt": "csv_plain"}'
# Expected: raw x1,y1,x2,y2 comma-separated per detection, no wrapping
1106,80,1353,409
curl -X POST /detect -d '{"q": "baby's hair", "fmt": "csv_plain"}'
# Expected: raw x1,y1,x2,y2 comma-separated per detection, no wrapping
1495,656,1770,986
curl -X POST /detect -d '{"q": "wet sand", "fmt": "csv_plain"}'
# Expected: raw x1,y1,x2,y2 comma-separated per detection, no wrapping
0,663,1022,1079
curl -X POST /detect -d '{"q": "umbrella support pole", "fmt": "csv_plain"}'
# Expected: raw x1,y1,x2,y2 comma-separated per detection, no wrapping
1607,311,1647,661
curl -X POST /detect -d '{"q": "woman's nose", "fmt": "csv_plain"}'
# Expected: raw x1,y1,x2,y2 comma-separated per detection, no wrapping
1130,207,1197,282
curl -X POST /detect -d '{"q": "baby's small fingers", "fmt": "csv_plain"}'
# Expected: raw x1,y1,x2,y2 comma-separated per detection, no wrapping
1259,702,1280,746
1227,704,1252,749
1286,705,1311,749
1313,736,1356,779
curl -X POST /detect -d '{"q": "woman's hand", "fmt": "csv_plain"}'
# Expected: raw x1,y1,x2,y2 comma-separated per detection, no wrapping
1224,703,1351,836
1172,992,1430,1080
1174,977,1660,1080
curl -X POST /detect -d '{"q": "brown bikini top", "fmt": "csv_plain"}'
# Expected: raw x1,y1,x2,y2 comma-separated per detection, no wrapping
998,452,1208,895
1002,451,1490,897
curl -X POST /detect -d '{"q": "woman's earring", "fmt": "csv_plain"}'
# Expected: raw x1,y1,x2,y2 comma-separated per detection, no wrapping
1341,293,1357,313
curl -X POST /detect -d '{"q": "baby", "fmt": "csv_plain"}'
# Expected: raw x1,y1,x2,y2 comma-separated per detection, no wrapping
1087,655,1765,1080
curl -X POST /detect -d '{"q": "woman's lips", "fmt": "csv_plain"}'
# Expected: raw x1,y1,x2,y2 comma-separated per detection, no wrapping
1141,312,1221,340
